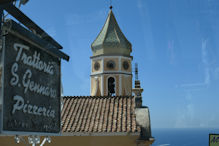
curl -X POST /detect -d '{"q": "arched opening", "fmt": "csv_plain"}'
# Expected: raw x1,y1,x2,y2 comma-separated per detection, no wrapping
108,77,115,96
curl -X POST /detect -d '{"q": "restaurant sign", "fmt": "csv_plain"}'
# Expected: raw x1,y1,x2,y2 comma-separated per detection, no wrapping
0,23,61,135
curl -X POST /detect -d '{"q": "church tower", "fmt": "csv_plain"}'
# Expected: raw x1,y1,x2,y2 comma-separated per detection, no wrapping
90,8,132,96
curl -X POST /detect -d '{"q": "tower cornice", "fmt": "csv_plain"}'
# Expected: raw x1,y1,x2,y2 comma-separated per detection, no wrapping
90,54,133,60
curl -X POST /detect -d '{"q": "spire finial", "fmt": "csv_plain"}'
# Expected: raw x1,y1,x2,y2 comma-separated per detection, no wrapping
109,0,113,9
135,63,138,81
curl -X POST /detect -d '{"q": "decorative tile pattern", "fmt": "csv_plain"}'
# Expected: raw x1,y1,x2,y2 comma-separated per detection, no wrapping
91,10,132,52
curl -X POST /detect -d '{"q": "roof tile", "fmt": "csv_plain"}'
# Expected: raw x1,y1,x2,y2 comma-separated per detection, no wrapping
62,96,140,133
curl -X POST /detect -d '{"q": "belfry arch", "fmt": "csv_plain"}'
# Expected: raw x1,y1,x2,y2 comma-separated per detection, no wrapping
108,77,115,96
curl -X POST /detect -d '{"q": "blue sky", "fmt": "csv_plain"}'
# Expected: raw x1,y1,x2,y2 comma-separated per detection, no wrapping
16,0,219,129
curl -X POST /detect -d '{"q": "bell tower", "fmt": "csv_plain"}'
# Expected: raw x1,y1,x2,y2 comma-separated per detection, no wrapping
90,8,133,96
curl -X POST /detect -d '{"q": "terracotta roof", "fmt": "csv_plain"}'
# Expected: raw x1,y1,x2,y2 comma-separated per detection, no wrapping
61,96,140,133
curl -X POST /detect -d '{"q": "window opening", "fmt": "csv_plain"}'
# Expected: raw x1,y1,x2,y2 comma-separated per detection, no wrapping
108,77,115,96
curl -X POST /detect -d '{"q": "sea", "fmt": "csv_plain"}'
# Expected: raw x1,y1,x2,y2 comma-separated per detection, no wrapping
152,128,219,146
